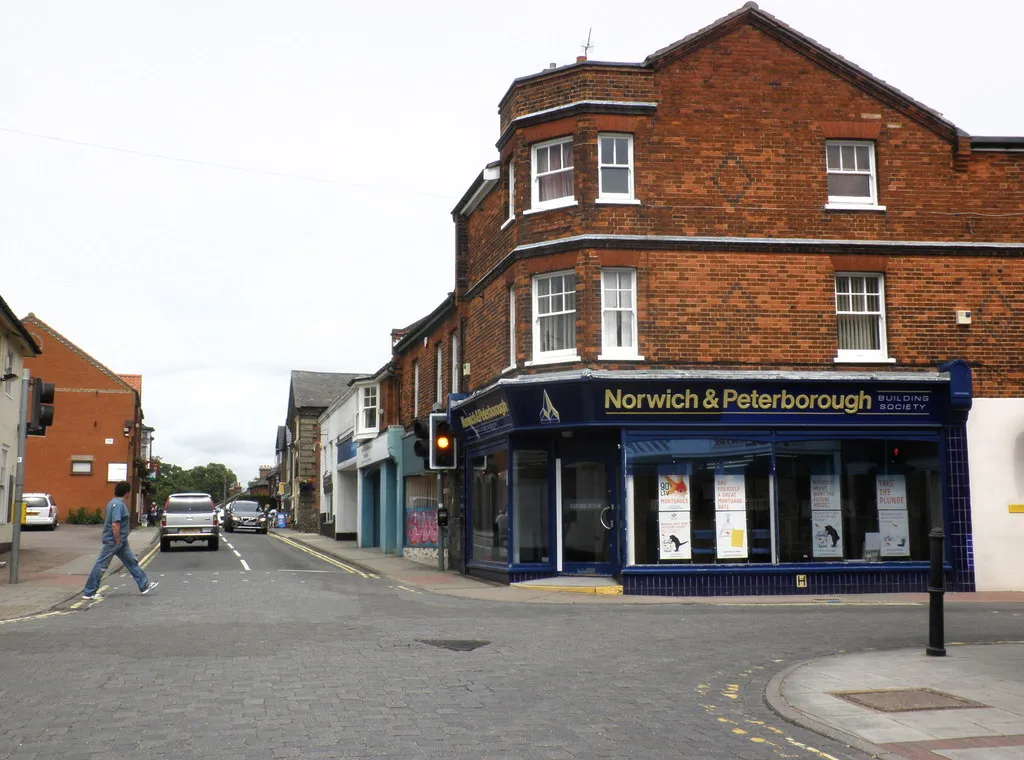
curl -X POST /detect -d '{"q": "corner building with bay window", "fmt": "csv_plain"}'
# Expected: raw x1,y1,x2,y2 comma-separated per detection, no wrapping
437,4,1024,596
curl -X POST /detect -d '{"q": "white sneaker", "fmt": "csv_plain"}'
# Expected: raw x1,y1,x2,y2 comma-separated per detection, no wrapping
82,593,103,601
141,581,159,595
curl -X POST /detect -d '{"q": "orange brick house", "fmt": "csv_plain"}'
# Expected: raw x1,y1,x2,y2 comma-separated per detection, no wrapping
391,4,1024,595
21,315,145,524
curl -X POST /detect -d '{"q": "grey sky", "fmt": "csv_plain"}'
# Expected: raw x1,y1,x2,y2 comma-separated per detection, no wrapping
3,1,1021,484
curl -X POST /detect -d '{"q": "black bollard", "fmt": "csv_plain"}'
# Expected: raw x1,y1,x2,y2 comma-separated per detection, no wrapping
926,526,946,656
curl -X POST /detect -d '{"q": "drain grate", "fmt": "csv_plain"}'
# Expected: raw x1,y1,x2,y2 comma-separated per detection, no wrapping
831,688,987,713
418,639,490,652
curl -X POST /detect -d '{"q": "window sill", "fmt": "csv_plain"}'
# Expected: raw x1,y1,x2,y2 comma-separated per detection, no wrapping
524,354,581,367
501,364,516,374
595,197,641,205
500,216,514,231
524,199,578,215
597,353,645,361
824,203,886,212
833,356,896,364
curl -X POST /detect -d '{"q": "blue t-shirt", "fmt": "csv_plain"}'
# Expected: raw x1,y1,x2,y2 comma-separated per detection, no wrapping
102,497,131,545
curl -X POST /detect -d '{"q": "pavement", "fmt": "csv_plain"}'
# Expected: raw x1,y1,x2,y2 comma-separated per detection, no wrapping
3,523,1024,760
0,523,159,621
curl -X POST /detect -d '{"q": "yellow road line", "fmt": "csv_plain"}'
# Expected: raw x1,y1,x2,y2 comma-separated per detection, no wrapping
0,610,70,626
138,543,159,569
270,534,373,578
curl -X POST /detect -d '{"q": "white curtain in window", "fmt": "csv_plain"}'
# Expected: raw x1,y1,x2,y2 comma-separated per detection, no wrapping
536,273,576,353
838,315,880,350
602,270,634,348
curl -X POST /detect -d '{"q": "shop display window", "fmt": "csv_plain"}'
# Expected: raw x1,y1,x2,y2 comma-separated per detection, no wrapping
513,450,550,564
775,439,938,563
627,435,940,566
470,450,509,563
629,438,772,565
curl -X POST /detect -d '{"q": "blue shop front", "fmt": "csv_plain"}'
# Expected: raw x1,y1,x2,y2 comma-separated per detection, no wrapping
450,363,974,596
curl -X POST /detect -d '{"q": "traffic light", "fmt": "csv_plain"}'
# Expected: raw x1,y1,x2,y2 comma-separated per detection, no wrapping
27,377,55,436
429,413,456,470
413,418,430,469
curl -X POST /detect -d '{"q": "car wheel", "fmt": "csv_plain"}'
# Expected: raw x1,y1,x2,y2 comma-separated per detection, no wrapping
160,538,170,552
209,537,219,551
48,520,57,531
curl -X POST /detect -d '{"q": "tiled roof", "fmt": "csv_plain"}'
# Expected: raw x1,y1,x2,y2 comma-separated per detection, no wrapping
291,370,364,410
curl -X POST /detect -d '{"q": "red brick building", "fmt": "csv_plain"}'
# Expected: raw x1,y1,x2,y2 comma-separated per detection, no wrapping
21,315,144,524
392,4,1024,594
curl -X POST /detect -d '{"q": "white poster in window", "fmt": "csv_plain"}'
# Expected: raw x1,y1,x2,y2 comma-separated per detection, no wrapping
714,473,746,511
658,469,690,512
879,510,910,556
107,462,128,482
810,474,841,512
658,511,692,560
812,510,844,558
715,509,748,559
876,474,908,510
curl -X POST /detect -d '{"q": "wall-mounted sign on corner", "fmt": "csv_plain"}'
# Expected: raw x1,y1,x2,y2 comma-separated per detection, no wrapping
1009,504,1024,514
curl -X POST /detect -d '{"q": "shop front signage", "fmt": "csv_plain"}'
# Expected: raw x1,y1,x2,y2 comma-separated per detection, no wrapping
454,377,951,441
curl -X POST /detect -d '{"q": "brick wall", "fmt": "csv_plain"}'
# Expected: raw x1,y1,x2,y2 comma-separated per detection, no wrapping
22,319,139,521
455,17,1024,402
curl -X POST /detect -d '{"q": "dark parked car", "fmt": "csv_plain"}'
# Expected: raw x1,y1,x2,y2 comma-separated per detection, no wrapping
224,500,268,534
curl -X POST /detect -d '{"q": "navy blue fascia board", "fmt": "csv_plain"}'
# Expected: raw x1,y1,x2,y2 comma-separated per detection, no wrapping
452,375,958,444
939,359,973,410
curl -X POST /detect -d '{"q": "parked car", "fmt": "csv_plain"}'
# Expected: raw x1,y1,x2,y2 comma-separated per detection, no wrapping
224,500,268,534
161,492,219,551
21,492,58,530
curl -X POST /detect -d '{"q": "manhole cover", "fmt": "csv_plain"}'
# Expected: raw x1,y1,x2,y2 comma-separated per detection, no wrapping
831,688,987,713
418,639,490,652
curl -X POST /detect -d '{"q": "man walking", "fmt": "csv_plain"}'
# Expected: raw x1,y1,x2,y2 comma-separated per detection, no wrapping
82,481,158,600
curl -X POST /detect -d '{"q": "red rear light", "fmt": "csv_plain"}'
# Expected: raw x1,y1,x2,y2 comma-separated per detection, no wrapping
213,516,218,526
161,517,166,527
49,506,54,517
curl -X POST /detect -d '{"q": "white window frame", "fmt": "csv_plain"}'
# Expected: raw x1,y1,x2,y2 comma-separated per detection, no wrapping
501,160,515,229
505,285,516,372
529,137,576,212
71,460,93,475
413,361,419,418
357,385,379,436
825,140,884,210
435,343,443,405
3,345,13,399
834,273,892,363
450,333,459,394
528,270,580,366
596,133,638,204
598,268,643,360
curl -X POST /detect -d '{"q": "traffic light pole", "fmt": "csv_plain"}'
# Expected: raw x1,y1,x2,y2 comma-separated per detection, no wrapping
9,371,29,584
436,473,445,571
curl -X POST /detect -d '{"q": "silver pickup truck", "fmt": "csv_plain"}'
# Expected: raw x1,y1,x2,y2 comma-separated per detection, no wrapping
160,492,219,551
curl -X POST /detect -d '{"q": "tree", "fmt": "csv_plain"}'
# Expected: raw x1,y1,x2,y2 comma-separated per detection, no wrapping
152,461,238,507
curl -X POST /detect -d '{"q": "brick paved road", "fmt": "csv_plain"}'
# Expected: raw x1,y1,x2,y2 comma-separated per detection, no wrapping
1,532,1021,760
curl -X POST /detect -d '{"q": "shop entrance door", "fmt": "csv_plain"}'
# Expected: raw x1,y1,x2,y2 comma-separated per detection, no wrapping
559,457,619,576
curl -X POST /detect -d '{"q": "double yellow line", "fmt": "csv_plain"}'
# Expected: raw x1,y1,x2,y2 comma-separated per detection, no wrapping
270,533,375,578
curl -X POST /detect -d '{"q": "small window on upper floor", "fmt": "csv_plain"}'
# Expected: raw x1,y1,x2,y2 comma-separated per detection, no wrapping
834,274,890,363
597,134,636,203
435,343,443,405
3,346,13,398
413,360,420,418
599,268,643,360
530,271,579,365
503,160,515,228
825,141,882,210
357,385,379,435
450,332,459,394
530,137,575,211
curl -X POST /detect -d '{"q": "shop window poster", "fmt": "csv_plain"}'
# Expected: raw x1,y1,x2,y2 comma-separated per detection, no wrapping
657,468,691,560
715,473,747,559
659,511,692,560
877,474,910,556
810,474,843,558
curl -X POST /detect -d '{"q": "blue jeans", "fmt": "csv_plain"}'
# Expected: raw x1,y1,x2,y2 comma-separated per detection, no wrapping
83,540,149,594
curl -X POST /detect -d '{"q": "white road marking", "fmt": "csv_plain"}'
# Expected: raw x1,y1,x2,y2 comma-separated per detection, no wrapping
240,560,251,571
232,549,241,557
